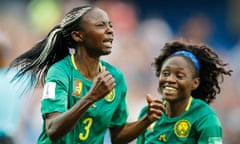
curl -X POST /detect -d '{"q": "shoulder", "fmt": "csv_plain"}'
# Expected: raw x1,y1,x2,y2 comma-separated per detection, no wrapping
101,60,123,74
101,60,125,79
191,98,221,127
192,98,216,115
46,56,72,81
49,56,72,71
47,56,72,75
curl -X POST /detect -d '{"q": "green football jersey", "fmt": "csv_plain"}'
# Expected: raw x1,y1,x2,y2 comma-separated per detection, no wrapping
37,55,128,144
137,97,222,144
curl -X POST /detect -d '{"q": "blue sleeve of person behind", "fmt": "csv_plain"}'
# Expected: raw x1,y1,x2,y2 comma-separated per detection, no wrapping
6,68,36,97
0,69,32,137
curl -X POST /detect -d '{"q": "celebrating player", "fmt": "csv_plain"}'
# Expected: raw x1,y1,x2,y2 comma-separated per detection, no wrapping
137,40,232,143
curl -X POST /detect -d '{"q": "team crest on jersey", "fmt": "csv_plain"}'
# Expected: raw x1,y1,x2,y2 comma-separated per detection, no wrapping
174,119,191,138
105,89,115,102
72,79,83,97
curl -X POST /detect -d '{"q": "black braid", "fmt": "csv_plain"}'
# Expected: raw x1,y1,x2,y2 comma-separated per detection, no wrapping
8,5,95,92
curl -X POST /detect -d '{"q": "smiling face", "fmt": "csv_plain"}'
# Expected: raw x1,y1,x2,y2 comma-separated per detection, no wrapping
79,7,114,56
158,56,200,103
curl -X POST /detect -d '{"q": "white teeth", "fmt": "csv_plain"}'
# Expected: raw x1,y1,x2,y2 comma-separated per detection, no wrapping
163,86,177,93
165,86,176,90
104,41,112,47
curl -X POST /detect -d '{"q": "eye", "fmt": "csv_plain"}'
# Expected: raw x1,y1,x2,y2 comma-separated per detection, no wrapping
161,70,169,77
96,22,105,27
109,22,113,28
176,73,185,79
96,21,113,29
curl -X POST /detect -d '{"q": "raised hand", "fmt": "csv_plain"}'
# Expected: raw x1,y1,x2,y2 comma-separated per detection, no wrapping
86,67,115,102
146,94,165,123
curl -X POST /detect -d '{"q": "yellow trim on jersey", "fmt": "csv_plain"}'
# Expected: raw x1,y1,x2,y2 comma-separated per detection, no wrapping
185,96,192,111
71,55,78,70
71,55,103,71
99,62,103,72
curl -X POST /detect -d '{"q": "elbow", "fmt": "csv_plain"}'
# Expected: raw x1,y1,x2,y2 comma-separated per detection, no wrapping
46,121,60,141
46,130,58,141
45,112,65,141
110,128,128,144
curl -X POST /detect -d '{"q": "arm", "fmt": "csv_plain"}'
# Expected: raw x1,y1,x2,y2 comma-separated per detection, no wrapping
110,94,165,144
45,69,115,141
45,96,94,141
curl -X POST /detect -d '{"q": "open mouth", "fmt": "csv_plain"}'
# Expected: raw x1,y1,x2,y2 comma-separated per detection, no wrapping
103,39,113,48
103,38,113,43
162,86,177,95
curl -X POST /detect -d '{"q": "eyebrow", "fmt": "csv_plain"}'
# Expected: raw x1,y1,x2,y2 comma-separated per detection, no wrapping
163,65,185,70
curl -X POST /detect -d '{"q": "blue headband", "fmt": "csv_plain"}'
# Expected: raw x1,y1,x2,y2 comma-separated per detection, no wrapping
172,50,200,71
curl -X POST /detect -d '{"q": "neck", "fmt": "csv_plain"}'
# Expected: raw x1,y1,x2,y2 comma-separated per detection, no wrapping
73,53,100,81
165,96,192,118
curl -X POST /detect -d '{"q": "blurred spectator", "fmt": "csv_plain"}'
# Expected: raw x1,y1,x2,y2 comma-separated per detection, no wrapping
127,17,173,121
17,88,42,144
0,3,44,144
95,0,138,36
177,13,213,44
137,17,173,58
221,39,240,143
0,33,21,144
27,0,62,35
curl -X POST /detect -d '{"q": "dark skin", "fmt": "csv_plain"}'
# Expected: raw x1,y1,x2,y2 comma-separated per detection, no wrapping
45,8,165,143
158,56,200,118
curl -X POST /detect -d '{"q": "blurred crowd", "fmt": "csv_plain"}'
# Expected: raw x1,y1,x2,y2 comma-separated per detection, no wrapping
0,0,239,143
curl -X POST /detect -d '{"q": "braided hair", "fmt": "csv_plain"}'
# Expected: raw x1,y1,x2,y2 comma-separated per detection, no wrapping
153,40,233,104
8,5,94,89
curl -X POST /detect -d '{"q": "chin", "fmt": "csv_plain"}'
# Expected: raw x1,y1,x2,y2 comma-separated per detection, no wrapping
104,47,112,53
164,94,177,102
102,50,112,55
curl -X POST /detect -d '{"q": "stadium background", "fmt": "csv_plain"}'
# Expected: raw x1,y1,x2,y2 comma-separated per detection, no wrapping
0,0,240,143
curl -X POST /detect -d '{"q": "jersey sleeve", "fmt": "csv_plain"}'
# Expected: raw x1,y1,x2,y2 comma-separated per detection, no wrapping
110,74,128,127
196,114,222,144
41,65,70,119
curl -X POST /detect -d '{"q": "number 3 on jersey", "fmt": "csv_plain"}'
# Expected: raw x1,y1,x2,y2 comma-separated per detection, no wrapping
79,117,93,141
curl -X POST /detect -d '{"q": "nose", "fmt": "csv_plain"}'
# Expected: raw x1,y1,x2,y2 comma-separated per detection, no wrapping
106,25,114,35
159,74,176,87
165,74,176,83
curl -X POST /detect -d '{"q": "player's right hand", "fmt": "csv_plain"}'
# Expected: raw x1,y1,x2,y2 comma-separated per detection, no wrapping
146,94,165,123
86,67,115,102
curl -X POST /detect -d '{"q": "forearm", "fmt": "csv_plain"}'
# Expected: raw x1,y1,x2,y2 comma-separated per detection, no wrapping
46,97,94,141
111,115,152,144
111,95,164,143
